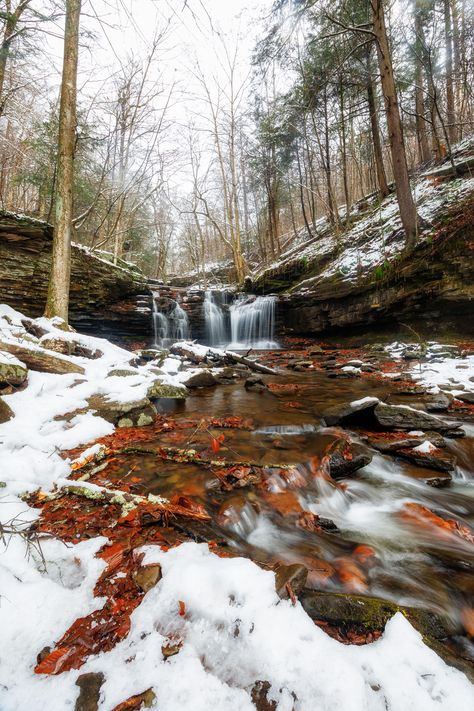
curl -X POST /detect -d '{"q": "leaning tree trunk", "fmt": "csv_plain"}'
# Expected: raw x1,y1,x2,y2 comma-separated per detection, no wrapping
44,0,81,321
371,0,418,249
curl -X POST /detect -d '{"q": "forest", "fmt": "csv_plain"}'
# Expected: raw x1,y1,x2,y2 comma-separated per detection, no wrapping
0,1,474,710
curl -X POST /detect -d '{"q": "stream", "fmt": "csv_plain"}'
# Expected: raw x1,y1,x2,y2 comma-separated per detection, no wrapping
88,340,474,640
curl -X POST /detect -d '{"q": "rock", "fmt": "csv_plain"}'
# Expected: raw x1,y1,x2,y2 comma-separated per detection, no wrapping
251,681,277,711
395,447,456,475
87,394,156,427
245,375,267,391
275,563,308,599
327,439,373,478
107,368,139,377
39,335,74,355
133,564,162,593
458,391,474,404
308,346,324,355
75,672,105,711
0,351,28,385
0,339,85,375
0,398,14,423
360,364,376,372
147,379,187,399
345,359,364,367
423,392,453,411
138,348,169,365
182,370,218,388
322,397,379,426
374,402,463,435
403,347,426,360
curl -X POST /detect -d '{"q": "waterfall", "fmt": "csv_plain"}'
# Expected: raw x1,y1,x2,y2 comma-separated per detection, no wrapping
229,295,279,350
204,290,227,347
152,294,189,347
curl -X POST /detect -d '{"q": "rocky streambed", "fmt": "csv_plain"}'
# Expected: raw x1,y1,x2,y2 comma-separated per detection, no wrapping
1,313,474,703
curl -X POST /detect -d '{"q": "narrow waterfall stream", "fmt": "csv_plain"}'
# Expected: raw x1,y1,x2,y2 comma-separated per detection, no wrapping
204,290,227,347
152,292,189,347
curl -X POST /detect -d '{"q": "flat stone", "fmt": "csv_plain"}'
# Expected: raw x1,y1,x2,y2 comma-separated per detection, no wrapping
423,392,453,411
374,402,463,435
322,397,379,426
245,375,267,391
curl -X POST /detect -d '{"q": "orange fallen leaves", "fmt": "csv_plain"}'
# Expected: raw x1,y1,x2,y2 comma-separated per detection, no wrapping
400,503,474,545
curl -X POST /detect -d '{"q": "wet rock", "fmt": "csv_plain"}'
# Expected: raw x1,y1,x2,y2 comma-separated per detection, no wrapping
275,563,308,599
133,564,162,593
0,339,85,375
0,352,28,385
345,359,364,367
0,398,14,423
458,391,474,405
87,394,156,427
360,364,376,372
395,447,455,474
75,672,105,711
327,439,372,478
182,370,218,388
374,402,464,435
308,346,324,355
322,397,379,426
245,375,267,392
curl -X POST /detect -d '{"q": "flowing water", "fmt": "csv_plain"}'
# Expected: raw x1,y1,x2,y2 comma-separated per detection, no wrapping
152,294,189,347
99,349,474,633
203,291,279,349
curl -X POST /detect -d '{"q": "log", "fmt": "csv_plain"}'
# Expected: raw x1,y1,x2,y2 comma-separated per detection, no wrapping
225,350,276,375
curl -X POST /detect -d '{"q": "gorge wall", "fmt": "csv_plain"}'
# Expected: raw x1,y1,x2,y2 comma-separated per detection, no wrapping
0,211,152,342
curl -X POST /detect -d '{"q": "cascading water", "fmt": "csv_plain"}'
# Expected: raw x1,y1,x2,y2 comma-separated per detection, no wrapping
204,290,227,347
152,293,189,347
229,295,279,350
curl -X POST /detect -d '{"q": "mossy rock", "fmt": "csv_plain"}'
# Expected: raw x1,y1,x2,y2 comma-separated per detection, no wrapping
0,352,28,385
0,397,14,423
147,379,187,399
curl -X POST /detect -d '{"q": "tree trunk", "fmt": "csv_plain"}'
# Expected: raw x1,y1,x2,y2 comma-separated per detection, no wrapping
371,0,418,248
366,45,390,197
44,0,81,321
444,0,456,143
413,3,431,163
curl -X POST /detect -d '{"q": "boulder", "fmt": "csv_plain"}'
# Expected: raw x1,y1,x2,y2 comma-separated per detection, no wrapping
87,394,156,427
147,379,187,399
423,392,453,411
0,351,28,385
374,402,464,435
39,335,74,355
322,397,379,426
0,339,85,375
182,370,218,388
327,439,373,478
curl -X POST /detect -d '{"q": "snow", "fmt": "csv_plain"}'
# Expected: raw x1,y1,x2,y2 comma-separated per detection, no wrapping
350,397,379,408
412,441,437,454
1,307,473,709
0,350,25,368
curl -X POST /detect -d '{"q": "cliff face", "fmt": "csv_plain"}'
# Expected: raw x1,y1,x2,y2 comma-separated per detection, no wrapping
0,212,152,342
253,152,474,338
